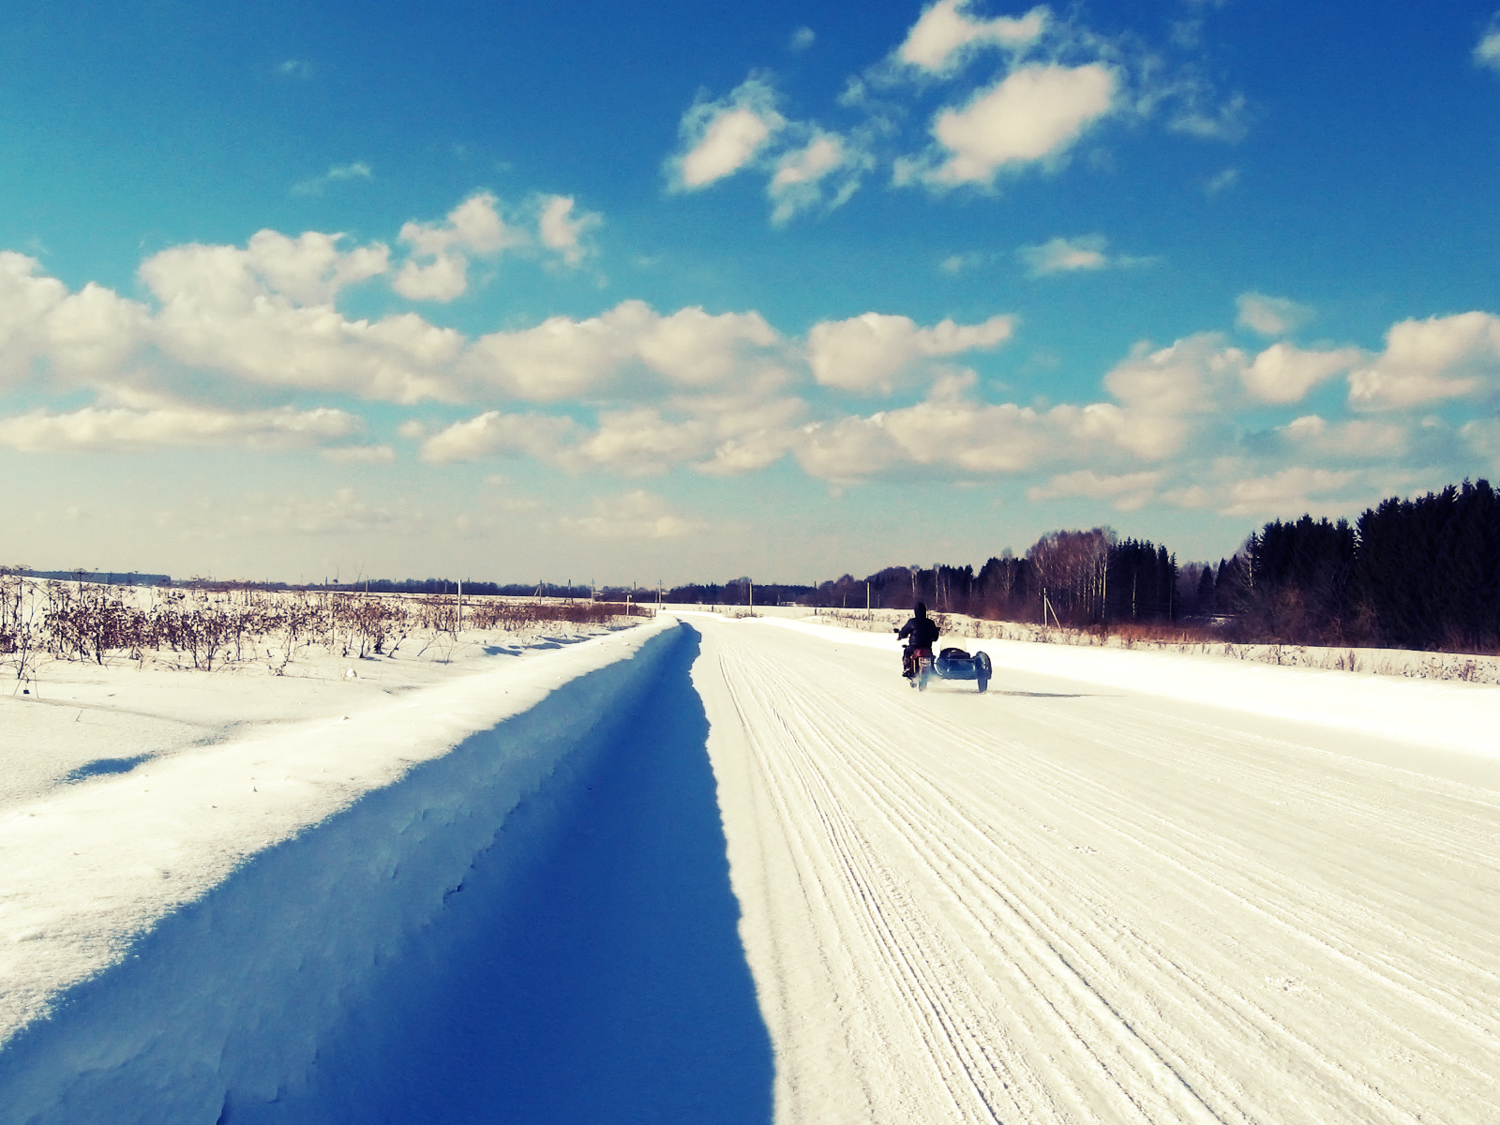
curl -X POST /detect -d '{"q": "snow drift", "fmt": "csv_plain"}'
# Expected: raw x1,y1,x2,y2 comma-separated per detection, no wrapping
0,620,772,1124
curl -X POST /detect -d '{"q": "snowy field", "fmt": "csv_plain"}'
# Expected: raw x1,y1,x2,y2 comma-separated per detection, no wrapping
1,613,1497,1123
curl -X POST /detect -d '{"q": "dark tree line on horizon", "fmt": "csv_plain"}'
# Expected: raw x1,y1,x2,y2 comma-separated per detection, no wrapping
1227,479,1500,651
799,479,1500,654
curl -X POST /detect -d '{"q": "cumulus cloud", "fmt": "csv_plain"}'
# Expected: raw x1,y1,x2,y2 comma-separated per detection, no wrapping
668,77,784,191
558,489,706,540
1219,467,1357,518
1101,334,1247,457
0,403,358,453
393,192,517,301
895,0,1049,74
141,240,465,402
807,312,1015,393
1242,342,1361,403
1348,312,1500,410
537,195,602,267
1017,234,1152,277
902,63,1118,188
768,132,872,224
1236,292,1313,337
1018,235,1108,276
1278,415,1410,462
0,253,153,387
790,26,816,52
418,411,578,464
1028,469,1165,511
420,387,803,478
795,394,1122,483
464,301,781,402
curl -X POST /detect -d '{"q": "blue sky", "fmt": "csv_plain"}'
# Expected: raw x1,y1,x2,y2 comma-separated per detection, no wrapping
4,1,1499,586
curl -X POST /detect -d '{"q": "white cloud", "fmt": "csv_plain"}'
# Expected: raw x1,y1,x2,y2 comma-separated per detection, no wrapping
1018,235,1109,276
1219,467,1356,518
393,192,517,301
1459,416,1500,472
1475,17,1500,72
244,229,391,306
464,300,781,402
558,490,705,540
896,1,1049,74
939,251,989,275
570,408,714,477
768,132,872,224
1236,292,1313,337
794,394,1113,483
908,63,1118,188
141,242,465,402
695,426,797,476
1017,234,1155,278
807,312,1015,393
1101,334,1246,456
1028,469,1164,511
0,404,359,453
290,162,373,197
418,411,578,464
536,195,602,267
1348,312,1500,410
419,385,802,478
0,254,153,388
1242,343,1361,403
1279,415,1409,461
669,77,785,191
790,26,816,52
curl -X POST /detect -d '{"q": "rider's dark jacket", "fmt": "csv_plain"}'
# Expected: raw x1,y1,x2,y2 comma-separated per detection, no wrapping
897,608,940,651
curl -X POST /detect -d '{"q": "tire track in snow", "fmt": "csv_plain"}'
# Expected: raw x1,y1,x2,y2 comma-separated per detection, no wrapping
693,618,1500,1125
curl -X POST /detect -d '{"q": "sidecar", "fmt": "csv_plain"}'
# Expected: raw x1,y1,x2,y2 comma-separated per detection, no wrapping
933,646,992,692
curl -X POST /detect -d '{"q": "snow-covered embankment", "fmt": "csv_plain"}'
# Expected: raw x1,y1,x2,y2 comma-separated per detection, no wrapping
0,618,771,1124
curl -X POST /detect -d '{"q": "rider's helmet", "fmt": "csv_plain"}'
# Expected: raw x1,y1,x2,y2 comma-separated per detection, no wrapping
914,601,928,617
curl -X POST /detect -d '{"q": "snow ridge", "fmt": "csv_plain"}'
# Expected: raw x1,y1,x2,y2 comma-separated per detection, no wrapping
0,619,708,1124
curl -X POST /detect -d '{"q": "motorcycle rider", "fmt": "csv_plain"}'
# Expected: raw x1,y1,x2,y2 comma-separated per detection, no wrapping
895,601,941,680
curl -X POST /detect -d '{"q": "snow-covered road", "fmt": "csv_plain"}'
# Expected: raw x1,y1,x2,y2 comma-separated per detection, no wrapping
3,614,1497,1123
692,616,1500,1125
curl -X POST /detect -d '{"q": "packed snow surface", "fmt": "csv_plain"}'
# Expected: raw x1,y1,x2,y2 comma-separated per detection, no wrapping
2,612,1498,1123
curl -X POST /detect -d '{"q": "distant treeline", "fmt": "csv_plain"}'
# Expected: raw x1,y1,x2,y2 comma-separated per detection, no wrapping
648,579,817,606
1228,478,1500,651
806,529,1188,626
805,478,1500,653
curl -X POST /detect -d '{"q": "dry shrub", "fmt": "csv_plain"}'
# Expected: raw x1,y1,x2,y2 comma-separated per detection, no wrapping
2,579,651,678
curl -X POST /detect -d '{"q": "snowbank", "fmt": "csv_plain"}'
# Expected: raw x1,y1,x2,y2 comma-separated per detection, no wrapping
0,617,772,1124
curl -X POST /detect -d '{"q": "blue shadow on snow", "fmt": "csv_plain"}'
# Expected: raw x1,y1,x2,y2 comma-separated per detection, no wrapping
262,625,773,1124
